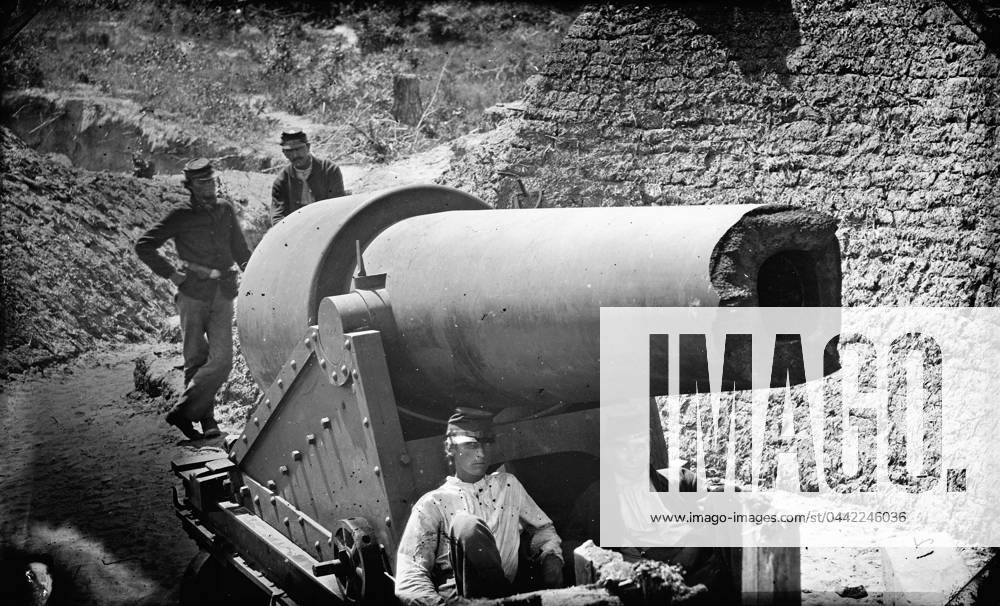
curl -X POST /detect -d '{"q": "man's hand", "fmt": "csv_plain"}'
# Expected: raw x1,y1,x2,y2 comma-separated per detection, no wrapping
540,553,563,588
169,271,187,286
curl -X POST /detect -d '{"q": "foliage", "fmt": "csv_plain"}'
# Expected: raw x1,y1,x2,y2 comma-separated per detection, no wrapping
259,1,576,161
350,4,416,54
0,35,45,88
5,0,577,162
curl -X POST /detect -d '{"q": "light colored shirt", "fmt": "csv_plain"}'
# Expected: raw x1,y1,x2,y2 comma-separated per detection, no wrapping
395,472,562,606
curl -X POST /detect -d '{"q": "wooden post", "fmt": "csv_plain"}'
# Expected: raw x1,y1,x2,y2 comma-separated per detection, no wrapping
734,547,801,606
392,74,422,126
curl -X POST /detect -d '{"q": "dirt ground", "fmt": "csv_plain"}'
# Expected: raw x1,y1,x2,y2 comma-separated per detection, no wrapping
0,343,232,605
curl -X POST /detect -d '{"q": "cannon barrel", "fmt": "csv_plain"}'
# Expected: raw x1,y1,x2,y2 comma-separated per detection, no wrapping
239,185,840,417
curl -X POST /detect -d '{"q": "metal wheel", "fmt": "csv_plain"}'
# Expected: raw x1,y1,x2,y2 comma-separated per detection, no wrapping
332,517,389,603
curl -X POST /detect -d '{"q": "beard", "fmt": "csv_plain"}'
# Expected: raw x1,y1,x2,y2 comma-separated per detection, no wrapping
193,194,217,210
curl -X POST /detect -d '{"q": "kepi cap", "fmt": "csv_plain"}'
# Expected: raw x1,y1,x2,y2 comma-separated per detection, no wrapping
182,158,215,182
280,130,309,150
446,407,495,445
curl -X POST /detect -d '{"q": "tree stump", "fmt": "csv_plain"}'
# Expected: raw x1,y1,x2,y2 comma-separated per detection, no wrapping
392,73,423,126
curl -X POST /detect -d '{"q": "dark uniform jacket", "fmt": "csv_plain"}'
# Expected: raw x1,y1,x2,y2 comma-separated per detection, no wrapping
270,156,345,226
135,201,251,301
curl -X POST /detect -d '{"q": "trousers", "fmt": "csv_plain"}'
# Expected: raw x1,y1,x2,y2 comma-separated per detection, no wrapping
173,289,233,424
447,512,509,600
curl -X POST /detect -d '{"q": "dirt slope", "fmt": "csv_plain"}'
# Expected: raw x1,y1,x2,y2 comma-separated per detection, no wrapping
0,127,263,378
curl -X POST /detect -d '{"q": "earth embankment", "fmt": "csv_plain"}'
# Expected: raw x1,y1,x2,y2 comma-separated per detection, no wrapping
2,89,274,175
0,127,265,378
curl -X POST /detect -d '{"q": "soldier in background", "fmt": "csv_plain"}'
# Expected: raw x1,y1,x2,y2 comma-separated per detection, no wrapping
135,158,250,441
269,130,345,226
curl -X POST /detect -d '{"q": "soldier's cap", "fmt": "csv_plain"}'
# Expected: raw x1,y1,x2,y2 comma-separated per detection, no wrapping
280,130,309,150
446,407,495,445
182,158,215,182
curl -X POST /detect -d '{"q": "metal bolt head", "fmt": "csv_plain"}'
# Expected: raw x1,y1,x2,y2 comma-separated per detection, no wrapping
292,450,302,461
269,496,276,505
362,417,370,427
319,359,327,369
374,466,381,476
267,480,276,490
240,486,250,498
290,360,297,370
279,465,289,475
321,417,331,428
352,369,359,379
265,399,271,408
241,434,248,443
305,338,313,348
306,434,316,444
253,495,260,505
385,516,392,527
340,364,348,375
344,339,351,350
253,417,260,426
283,517,290,526
277,378,284,389
314,541,321,551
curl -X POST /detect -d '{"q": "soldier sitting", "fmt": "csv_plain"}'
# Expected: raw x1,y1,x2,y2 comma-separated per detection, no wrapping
395,408,564,605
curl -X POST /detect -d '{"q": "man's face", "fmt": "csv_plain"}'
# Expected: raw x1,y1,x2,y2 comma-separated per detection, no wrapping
186,178,217,208
452,440,491,483
614,432,649,477
282,142,312,170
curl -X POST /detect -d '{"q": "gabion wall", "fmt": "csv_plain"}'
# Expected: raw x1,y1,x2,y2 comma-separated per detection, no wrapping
443,1,999,306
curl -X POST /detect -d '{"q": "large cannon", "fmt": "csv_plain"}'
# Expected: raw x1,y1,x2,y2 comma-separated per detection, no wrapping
171,185,840,604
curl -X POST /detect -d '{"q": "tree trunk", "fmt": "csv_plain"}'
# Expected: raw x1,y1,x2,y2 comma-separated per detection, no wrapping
392,73,423,126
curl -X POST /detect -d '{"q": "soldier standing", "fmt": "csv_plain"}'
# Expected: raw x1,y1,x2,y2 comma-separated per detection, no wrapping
135,158,251,440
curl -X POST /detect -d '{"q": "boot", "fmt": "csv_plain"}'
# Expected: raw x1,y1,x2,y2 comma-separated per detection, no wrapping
166,408,204,441
200,415,223,439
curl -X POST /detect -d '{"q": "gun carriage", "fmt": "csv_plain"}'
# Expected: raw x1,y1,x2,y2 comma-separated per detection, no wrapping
171,185,840,604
